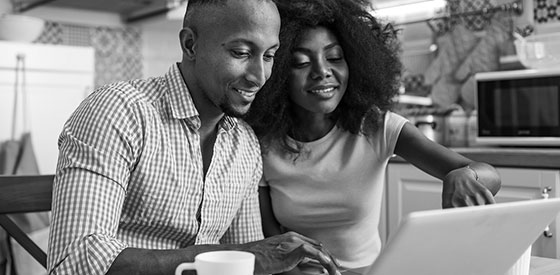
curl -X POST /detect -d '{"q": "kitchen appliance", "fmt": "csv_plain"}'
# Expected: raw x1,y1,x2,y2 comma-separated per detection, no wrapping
475,68,560,146
408,114,446,145
397,106,457,146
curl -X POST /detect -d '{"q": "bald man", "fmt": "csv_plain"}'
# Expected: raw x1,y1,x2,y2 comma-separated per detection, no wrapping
47,0,340,274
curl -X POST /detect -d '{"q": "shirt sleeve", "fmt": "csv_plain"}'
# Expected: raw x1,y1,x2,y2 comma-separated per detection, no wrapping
258,176,268,187
47,86,142,275
220,152,265,244
381,111,408,158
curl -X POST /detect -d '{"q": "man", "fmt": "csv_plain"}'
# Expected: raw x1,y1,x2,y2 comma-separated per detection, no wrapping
47,0,340,274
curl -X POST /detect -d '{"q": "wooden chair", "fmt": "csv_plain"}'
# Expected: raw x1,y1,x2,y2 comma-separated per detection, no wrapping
0,175,54,270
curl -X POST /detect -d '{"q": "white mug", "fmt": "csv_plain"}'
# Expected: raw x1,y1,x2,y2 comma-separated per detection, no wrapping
175,250,255,275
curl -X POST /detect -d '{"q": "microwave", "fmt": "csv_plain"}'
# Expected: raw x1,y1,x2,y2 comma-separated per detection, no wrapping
475,68,560,146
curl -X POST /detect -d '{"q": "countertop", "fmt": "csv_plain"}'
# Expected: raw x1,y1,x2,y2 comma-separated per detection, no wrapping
341,256,560,274
391,147,560,169
531,256,560,275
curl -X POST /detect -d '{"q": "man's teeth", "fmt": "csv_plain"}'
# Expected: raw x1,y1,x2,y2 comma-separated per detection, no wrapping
310,87,335,94
234,88,255,97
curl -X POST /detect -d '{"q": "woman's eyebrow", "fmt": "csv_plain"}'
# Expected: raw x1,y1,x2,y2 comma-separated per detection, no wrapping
292,42,340,54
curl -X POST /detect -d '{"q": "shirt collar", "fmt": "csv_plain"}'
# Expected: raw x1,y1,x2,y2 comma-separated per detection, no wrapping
164,63,238,131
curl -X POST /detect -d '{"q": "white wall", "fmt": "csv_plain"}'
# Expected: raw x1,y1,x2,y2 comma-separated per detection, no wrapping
9,3,184,79
133,18,184,78
0,42,94,174
13,6,123,28
0,0,12,14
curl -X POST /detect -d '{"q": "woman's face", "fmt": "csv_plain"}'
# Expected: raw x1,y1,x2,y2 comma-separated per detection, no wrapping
288,26,349,117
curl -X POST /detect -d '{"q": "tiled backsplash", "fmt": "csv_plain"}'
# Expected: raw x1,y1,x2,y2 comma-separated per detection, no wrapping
401,0,559,97
448,0,495,31
534,0,560,23
35,21,142,89
23,0,556,92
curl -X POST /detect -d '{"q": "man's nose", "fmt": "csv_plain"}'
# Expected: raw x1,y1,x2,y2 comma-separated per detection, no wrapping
245,59,267,88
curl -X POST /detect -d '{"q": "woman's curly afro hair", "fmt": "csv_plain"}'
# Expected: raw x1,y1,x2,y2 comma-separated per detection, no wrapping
245,0,402,155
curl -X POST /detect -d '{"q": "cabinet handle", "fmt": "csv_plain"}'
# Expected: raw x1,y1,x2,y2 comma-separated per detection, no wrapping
542,186,552,199
544,228,553,238
542,186,553,238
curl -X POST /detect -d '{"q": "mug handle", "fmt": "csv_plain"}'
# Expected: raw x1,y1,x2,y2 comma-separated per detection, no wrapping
175,262,196,275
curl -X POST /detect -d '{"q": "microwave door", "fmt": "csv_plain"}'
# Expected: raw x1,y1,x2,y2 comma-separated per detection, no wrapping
477,75,560,146
498,87,557,129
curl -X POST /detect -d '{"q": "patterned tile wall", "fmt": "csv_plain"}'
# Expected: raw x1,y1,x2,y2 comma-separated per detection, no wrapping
428,0,559,32
534,0,560,23
428,0,500,34
34,21,142,89
451,0,495,31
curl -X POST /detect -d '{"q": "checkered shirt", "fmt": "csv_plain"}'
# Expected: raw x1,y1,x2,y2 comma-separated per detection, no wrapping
47,64,264,274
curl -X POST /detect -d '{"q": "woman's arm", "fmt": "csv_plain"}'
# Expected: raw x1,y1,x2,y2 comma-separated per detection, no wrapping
259,186,284,237
394,122,501,208
259,187,330,275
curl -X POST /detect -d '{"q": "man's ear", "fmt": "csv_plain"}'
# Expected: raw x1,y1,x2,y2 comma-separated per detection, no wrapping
180,27,197,60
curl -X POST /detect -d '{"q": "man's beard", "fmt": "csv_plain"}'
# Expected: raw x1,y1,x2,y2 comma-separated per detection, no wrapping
220,102,249,118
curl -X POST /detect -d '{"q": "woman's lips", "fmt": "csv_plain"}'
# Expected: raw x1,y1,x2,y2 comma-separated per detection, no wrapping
308,86,337,98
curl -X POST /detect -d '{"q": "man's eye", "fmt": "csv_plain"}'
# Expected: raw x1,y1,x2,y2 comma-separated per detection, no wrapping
264,54,275,62
231,50,250,58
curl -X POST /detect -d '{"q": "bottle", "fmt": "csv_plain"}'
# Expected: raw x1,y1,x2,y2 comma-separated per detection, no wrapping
445,107,467,147
467,110,478,147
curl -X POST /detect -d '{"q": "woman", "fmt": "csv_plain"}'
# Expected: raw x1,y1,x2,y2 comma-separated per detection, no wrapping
245,0,501,274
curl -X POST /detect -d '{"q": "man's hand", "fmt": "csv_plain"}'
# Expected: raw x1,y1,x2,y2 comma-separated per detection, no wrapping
241,231,341,275
442,166,496,208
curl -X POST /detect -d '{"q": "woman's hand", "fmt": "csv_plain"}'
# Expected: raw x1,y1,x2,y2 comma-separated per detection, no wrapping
442,165,496,208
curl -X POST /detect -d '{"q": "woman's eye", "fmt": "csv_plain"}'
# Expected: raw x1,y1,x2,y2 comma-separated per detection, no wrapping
327,48,345,62
327,56,343,62
292,62,309,68
291,53,309,68
291,58,310,68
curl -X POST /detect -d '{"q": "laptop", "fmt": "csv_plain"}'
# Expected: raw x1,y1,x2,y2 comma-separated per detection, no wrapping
357,198,560,275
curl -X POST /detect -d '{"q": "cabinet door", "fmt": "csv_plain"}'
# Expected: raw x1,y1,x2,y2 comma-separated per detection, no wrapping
386,163,442,237
495,167,560,258
386,163,560,258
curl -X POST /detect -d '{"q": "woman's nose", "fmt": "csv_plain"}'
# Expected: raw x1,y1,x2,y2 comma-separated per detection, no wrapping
310,61,332,80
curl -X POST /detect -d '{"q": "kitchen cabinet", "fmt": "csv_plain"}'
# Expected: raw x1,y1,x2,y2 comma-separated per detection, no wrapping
0,41,94,174
385,163,560,258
